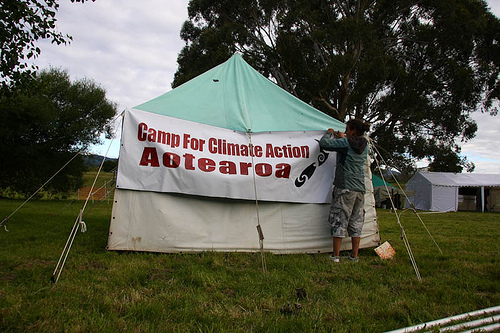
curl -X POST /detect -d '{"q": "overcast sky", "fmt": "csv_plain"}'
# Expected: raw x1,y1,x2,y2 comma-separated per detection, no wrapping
31,0,500,173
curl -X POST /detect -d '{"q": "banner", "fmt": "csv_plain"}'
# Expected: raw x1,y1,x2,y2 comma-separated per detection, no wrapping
116,108,337,203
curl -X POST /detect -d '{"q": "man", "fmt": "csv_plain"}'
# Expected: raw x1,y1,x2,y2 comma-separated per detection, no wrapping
319,119,370,263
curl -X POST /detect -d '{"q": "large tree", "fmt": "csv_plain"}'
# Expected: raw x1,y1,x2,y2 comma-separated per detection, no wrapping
0,68,117,197
174,0,500,173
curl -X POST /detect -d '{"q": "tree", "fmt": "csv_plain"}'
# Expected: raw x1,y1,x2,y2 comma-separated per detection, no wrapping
102,159,118,173
0,68,117,197
0,0,95,86
174,0,500,173
428,146,475,172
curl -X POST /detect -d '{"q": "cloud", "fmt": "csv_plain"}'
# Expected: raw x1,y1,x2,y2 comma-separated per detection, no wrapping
33,0,189,111
460,111,500,173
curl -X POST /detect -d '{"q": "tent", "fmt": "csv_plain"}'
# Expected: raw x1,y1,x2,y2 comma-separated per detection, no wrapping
107,54,380,253
372,175,404,209
404,172,500,212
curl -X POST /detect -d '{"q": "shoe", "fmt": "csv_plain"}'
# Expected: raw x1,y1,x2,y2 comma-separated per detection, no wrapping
347,254,359,262
330,255,340,263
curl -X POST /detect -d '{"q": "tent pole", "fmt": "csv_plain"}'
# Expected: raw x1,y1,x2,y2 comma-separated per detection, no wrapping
369,140,449,279
246,130,267,275
481,187,485,213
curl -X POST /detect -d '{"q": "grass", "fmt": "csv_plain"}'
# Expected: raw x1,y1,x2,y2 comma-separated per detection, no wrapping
82,170,115,187
0,198,498,332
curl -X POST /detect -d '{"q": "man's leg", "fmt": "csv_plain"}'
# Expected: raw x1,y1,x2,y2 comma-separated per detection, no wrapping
332,236,343,257
347,192,365,259
350,236,360,258
329,188,358,261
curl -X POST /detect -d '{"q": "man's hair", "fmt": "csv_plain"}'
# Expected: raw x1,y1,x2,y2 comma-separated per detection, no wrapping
346,119,370,136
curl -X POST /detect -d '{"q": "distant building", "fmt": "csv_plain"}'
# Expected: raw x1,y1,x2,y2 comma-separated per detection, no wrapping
404,172,500,212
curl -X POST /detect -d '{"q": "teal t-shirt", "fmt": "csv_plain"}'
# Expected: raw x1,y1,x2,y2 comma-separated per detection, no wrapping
319,133,368,193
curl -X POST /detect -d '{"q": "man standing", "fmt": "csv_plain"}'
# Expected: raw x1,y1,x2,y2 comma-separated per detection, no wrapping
319,119,370,263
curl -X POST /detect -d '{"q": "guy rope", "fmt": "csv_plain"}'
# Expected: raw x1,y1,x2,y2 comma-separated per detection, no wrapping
369,139,443,281
0,148,84,231
1,112,122,283
51,135,116,283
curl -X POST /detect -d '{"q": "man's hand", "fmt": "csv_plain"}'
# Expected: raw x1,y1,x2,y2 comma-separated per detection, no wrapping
327,128,345,138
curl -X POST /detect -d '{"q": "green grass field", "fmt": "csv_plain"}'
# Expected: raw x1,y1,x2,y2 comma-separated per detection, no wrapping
0,198,498,332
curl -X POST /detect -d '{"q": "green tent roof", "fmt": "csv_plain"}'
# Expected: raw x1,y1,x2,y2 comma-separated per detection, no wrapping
372,174,396,188
135,53,345,133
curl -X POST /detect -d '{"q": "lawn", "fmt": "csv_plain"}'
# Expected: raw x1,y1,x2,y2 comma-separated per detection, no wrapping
0,198,498,332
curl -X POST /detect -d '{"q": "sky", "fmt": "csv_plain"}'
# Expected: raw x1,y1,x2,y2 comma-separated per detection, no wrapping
30,0,500,174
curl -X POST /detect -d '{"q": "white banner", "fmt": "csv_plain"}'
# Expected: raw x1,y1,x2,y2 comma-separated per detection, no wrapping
116,109,337,203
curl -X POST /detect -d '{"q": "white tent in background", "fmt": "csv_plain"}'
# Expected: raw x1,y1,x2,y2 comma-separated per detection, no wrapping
107,54,380,253
405,172,500,212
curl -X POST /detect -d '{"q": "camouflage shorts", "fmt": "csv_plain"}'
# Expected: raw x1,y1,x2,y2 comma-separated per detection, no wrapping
328,187,365,238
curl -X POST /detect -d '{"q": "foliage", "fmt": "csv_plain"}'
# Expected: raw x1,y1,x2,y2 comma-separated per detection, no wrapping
174,0,500,173
101,159,118,173
0,68,117,197
0,199,498,331
0,0,95,86
428,146,475,172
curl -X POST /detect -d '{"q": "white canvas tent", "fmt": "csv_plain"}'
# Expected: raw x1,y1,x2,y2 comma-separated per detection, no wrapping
107,54,380,253
405,172,500,212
